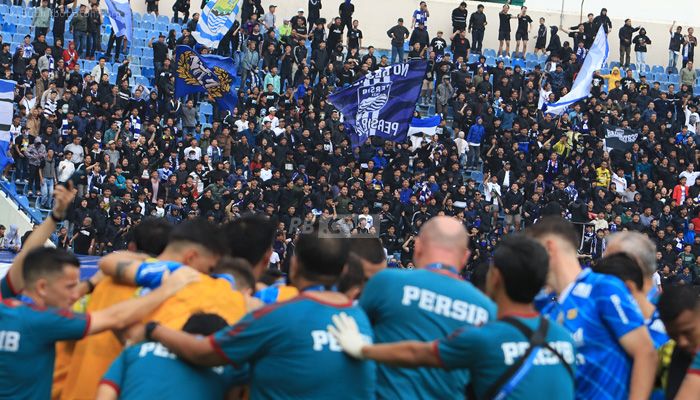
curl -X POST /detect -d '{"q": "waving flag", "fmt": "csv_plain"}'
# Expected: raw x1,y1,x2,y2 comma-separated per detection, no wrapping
175,45,238,112
0,80,15,171
329,60,426,147
544,25,608,115
104,0,133,42
408,115,442,136
194,0,240,48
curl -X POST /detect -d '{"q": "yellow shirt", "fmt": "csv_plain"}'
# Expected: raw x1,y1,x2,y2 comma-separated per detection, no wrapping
60,275,246,400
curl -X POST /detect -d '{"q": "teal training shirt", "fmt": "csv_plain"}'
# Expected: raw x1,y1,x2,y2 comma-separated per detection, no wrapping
0,299,90,399
211,294,376,399
436,315,577,400
359,267,497,399
102,341,249,399
0,274,19,299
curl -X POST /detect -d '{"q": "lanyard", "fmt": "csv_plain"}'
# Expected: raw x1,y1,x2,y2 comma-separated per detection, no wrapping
424,263,458,275
301,284,338,292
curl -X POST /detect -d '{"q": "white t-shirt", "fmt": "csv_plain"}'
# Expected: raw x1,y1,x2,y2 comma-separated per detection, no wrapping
57,159,75,182
268,251,281,268
260,168,273,181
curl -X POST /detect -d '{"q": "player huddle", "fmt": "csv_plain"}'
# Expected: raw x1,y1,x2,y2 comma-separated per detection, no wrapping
0,185,699,399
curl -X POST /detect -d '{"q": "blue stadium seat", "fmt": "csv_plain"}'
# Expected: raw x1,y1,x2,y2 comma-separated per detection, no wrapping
157,15,169,25
200,103,213,116
10,5,21,15
0,5,9,15
694,86,700,96
142,14,156,24
132,12,142,22
483,49,496,57
668,73,679,83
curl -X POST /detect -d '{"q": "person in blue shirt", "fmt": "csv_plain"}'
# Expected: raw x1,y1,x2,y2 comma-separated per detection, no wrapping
97,313,248,400
358,216,496,399
593,253,670,349
603,232,671,349
329,234,576,400
466,116,486,168
130,232,377,400
0,246,199,399
657,285,700,399
528,217,658,400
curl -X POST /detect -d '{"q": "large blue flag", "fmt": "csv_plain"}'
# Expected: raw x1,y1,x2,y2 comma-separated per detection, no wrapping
194,0,240,49
0,79,15,171
104,0,133,43
328,60,427,147
175,45,238,112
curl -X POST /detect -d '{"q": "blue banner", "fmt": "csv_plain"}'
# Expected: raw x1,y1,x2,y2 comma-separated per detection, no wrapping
328,60,427,147
175,45,238,112
104,0,133,43
194,0,240,49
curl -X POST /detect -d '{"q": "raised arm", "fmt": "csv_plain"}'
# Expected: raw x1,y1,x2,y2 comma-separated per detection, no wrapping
147,324,227,366
98,251,149,284
5,183,76,294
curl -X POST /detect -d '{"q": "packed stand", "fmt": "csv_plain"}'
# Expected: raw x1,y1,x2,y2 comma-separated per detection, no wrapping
0,0,699,293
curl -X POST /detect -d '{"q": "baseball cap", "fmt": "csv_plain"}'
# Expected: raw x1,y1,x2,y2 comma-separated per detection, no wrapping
297,7,304,12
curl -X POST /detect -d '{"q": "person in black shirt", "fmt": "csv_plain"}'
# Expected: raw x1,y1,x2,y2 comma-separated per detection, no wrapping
451,1,468,33
339,0,354,32
149,34,169,73
467,3,487,54
347,20,363,51
618,19,640,68
668,22,684,73
409,23,429,51
308,0,323,32
430,31,447,56
326,17,344,53
497,4,514,58
450,30,470,62
534,17,547,55
592,8,612,35
514,6,533,59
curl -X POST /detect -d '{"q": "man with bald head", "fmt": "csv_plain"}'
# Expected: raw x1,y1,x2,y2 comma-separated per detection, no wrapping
359,216,496,399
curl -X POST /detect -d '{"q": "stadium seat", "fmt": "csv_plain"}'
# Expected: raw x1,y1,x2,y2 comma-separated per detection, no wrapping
0,5,8,15
10,5,21,15
157,15,169,25
199,103,213,116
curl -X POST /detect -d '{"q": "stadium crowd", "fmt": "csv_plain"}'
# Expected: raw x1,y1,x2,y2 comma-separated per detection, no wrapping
1,0,700,398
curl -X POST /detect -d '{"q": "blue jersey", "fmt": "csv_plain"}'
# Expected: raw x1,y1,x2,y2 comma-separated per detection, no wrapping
0,299,90,399
541,269,645,400
690,350,700,376
436,316,576,400
359,268,496,399
102,341,248,399
211,294,376,399
133,259,183,288
647,310,670,349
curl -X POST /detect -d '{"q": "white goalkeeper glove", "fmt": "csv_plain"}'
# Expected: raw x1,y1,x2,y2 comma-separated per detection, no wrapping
327,312,368,360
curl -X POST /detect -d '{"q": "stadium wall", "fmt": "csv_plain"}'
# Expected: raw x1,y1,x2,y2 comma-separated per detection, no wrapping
135,0,698,70
0,191,36,243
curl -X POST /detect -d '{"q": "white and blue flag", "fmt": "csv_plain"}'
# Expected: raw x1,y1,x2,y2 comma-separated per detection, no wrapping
194,0,241,49
408,115,442,136
104,0,133,43
0,80,15,171
544,25,609,115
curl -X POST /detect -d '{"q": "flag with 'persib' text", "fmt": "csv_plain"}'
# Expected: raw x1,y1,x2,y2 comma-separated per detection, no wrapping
194,0,240,48
329,60,427,147
175,45,238,112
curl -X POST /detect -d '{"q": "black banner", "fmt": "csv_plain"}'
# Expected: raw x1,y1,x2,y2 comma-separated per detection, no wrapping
604,126,639,152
